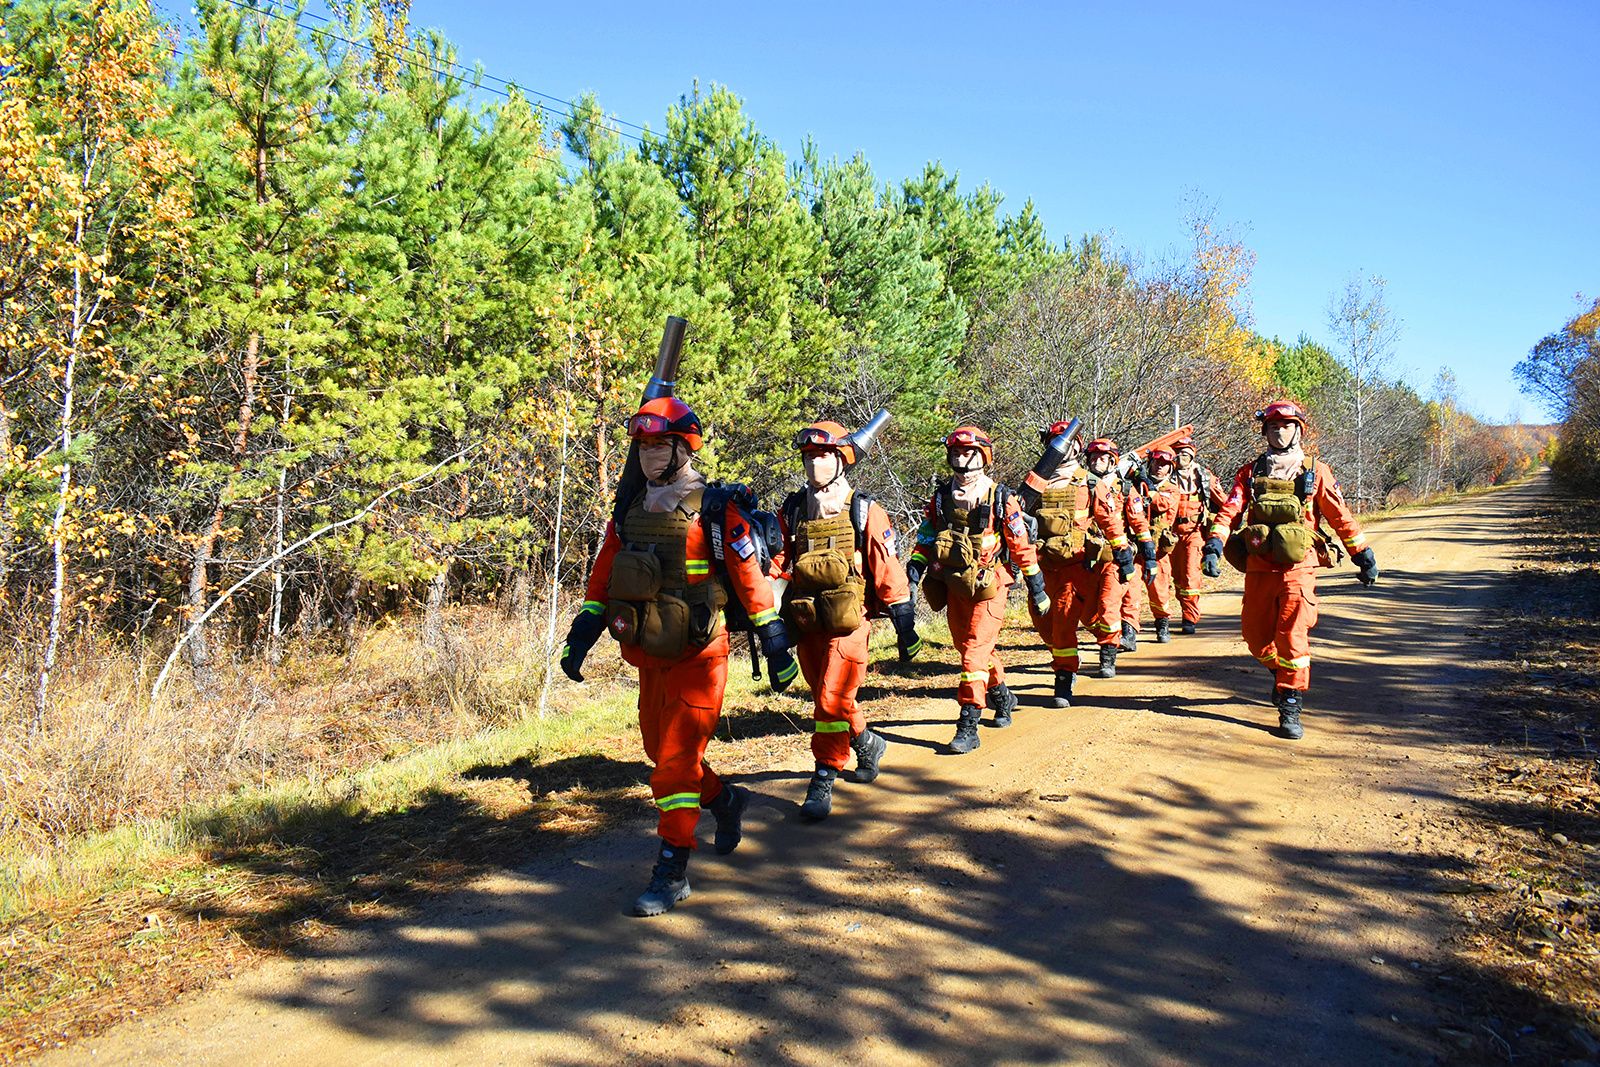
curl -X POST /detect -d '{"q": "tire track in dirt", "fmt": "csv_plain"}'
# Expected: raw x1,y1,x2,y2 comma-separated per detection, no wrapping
41,478,1546,1066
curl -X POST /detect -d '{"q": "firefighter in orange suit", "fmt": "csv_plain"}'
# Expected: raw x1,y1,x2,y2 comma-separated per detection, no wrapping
907,426,1047,754
773,420,920,820
1116,465,1159,653
1203,400,1378,739
1023,422,1100,707
1170,435,1225,634
1135,447,1181,644
559,397,798,916
1069,438,1141,680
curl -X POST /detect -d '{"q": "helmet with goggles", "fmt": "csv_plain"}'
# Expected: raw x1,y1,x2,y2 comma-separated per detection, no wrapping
1084,437,1119,458
944,426,994,467
794,420,860,466
1255,399,1307,431
627,397,703,451
1147,446,1176,466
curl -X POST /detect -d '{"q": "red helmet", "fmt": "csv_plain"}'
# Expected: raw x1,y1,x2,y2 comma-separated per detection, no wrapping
1084,437,1119,458
1172,435,1196,453
1038,420,1085,449
1255,399,1307,430
627,397,703,451
944,425,993,466
794,420,860,465
1147,446,1176,465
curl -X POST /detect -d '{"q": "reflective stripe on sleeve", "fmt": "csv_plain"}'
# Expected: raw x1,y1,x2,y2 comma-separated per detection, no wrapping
1344,532,1367,551
580,600,605,615
751,607,780,627
1109,535,1128,548
1021,563,1041,577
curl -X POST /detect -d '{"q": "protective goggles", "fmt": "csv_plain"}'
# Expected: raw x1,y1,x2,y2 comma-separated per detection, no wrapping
795,426,847,450
1255,405,1304,422
946,430,990,448
627,412,672,436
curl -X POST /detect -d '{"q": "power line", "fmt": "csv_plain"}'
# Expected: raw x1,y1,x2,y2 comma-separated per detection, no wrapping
187,0,824,196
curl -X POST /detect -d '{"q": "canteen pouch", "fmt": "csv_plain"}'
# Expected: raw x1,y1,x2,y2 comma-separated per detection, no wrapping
605,601,643,646
1268,522,1315,567
685,580,726,647
607,550,663,602
1157,525,1179,554
1223,533,1250,574
1040,531,1084,566
793,548,852,593
922,574,948,613
1238,523,1273,557
640,593,691,660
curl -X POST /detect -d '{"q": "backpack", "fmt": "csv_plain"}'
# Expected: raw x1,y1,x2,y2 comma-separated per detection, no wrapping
700,482,784,633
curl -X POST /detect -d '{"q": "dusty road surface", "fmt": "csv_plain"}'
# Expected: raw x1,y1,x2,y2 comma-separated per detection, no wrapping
44,479,1543,1066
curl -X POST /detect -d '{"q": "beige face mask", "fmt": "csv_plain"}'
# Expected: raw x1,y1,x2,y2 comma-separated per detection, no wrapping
804,450,842,489
1264,420,1301,454
640,441,680,483
1176,451,1196,470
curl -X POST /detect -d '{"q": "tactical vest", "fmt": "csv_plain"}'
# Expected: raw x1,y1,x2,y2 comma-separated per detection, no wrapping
1147,479,1179,553
1030,474,1089,566
605,489,725,659
1227,457,1325,569
926,484,1003,603
784,498,869,635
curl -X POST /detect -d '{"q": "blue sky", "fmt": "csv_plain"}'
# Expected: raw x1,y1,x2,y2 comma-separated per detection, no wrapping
331,1,1596,421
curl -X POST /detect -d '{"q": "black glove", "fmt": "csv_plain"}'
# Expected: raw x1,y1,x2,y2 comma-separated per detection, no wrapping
905,558,926,588
889,600,922,662
1201,535,1225,579
1024,570,1051,616
756,619,799,692
1142,557,1159,583
1112,545,1135,583
559,604,607,682
1350,547,1379,587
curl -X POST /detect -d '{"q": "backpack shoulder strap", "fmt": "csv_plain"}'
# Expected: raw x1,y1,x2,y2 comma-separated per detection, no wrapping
781,489,806,539
937,483,958,529
849,491,872,546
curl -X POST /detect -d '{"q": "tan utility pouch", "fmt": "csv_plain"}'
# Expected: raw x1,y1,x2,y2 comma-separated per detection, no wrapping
605,601,643,646
792,548,851,593
1223,533,1250,574
922,575,948,613
1035,509,1076,538
1313,530,1335,569
1248,480,1302,527
1084,534,1114,563
639,593,690,660
1040,532,1083,566
607,550,663,602
685,581,726,647
792,582,865,636
1156,523,1178,554
1268,523,1314,566
1238,523,1272,557
933,529,974,572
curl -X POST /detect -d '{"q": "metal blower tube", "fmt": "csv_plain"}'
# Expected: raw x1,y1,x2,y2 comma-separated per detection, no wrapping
642,316,687,402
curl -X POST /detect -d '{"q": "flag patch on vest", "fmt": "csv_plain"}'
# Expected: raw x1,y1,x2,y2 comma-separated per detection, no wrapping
883,527,896,554
729,530,755,559
1006,512,1027,540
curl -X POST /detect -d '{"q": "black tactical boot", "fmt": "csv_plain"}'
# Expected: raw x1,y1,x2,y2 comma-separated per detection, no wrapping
707,783,749,855
1120,620,1139,653
799,765,836,820
1155,617,1172,643
633,843,691,917
850,729,887,783
1277,689,1305,740
987,681,1017,727
1096,644,1118,679
1180,618,1197,635
949,704,982,754
1053,669,1074,708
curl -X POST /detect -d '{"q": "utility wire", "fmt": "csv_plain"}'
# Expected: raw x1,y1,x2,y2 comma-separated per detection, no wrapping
194,0,826,196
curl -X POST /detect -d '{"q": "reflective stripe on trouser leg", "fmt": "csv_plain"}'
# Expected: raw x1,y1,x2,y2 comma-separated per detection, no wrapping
1034,563,1082,671
797,623,870,769
1172,530,1204,623
1085,564,1123,643
1146,554,1175,619
947,587,1007,707
638,651,728,849
1242,568,1318,691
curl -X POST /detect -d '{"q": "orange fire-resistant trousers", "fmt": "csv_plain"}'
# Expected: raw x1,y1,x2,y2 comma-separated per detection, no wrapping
1031,562,1094,671
1142,555,1175,621
1242,567,1318,690
1076,563,1125,646
946,587,1007,708
639,650,728,849
796,622,870,769
1171,528,1206,624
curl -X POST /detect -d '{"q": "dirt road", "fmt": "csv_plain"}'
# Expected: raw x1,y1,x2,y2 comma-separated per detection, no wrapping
44,479,1541,1066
